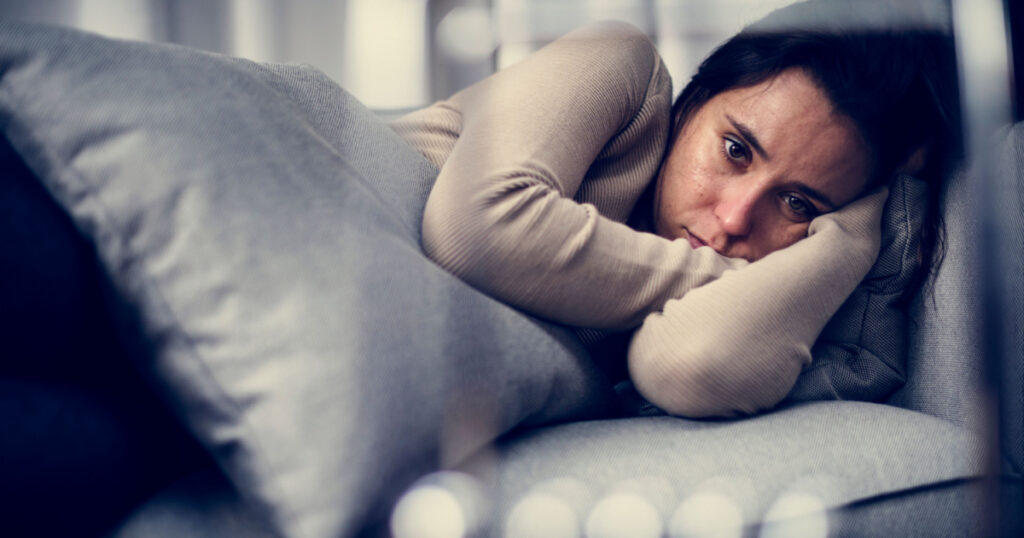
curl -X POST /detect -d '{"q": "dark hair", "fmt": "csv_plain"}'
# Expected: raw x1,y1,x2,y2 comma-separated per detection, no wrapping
669,5,960,300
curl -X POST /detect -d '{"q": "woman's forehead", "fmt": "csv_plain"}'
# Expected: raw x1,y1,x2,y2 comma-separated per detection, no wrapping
700,69,872,204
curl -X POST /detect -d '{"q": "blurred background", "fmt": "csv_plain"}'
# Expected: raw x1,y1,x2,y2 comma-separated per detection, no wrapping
0,0,804,115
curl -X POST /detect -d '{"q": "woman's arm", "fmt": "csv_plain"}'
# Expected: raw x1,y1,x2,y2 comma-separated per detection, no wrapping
397,22,745,329
628,188,889,417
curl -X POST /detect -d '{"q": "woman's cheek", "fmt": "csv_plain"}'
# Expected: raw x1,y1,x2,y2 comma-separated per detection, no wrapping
679,158,719,204
778,222,812,249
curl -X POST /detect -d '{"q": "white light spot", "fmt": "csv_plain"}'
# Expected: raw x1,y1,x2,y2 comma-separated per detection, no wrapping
669,492,744,538
585,491,663,538
760,492,828,538
505,492,579,538
436,6,497,62
391,485,466,538
343,0,428,110
76,0,162,41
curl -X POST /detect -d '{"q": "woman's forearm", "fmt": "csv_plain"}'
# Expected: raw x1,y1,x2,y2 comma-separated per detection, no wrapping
628,188,888,417
399,21,746,329
423,181,744,328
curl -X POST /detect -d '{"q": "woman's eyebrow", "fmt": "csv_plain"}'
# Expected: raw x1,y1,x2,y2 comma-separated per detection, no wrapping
795,184,838,211
726,115,770,161
724,114,839,211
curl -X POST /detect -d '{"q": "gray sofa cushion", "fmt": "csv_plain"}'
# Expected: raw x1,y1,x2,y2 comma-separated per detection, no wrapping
0,22,611,537
891,124,1024,477
477,401,987,536
889,164,987,425
113,401,994,537
992,124,1024,476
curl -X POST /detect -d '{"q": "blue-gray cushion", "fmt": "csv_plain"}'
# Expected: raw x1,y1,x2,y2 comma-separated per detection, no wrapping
0,22,611,537
786,174,926,403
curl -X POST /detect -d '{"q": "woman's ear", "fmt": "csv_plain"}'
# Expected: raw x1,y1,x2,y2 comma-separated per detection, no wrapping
896,144,929,176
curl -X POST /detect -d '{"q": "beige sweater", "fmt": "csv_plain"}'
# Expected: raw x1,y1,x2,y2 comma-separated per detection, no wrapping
391,21,885,417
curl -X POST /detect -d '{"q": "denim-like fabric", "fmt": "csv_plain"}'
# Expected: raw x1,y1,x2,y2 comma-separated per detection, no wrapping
0,22,611,537
786,174,925,403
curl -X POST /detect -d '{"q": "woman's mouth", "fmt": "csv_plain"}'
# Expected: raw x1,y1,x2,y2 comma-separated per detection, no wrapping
684,228,708,250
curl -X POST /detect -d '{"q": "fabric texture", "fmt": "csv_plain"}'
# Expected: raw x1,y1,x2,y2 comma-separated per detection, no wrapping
785,173,925,403
0,21,613,538
992,124,1024,476
887,167,986,425
889,124,1024,477
474,400,987,537
0,136,209,537
112,401,998,538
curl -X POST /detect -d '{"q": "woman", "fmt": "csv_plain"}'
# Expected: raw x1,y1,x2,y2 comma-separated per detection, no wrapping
391,6,956,417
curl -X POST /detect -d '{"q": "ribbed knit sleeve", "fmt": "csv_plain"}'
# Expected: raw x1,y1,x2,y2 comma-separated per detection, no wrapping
391,21,745,329
628,188,888,417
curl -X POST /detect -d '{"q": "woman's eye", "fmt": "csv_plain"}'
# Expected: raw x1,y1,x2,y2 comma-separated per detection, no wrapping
722,138,749,164
782,194,815,218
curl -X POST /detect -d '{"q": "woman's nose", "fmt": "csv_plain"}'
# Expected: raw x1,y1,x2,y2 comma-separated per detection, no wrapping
713,185,758,237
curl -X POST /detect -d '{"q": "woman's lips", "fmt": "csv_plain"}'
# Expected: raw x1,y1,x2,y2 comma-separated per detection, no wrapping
684,228,708,250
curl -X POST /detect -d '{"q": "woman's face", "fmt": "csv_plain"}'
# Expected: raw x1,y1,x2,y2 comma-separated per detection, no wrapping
654,68,872,261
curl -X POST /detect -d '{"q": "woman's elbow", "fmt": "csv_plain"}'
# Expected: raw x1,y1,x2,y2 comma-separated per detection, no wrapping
421,181,553,283
421,198,473,276
627,339,801,418
420,189,505,283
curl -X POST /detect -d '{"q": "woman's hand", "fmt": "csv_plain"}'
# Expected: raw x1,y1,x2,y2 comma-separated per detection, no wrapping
807,186,889,269
628,187,889,417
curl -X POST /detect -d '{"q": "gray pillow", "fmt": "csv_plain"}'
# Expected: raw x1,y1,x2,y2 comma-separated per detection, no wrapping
785,174,926,402
0,22,612,537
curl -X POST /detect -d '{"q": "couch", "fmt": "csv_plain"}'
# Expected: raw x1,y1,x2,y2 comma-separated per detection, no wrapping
0,14,1020,538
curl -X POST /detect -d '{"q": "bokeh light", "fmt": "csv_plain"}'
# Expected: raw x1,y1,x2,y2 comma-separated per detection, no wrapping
391,485,465,538
436,6,497,62
669,492,744,538
585,491,663,538
759,492,829,538
505,491,580,538
390,471,485,538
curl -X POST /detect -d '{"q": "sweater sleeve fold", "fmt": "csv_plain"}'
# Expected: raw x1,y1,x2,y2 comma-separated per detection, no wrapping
400,21,746,329
628,188,888,417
